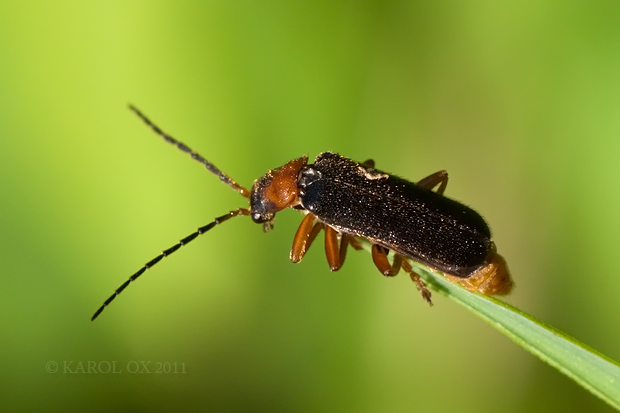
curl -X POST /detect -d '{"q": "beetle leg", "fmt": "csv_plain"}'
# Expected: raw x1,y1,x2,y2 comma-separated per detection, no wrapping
371,246,433,304
401,259,433,306
290,214,323,263
361,159,375,169
348,236,363,251
325,226,352,271
417,170,449,195
371,245,403,277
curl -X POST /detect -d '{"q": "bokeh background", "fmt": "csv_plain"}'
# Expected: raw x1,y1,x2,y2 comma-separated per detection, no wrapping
1,1,619,412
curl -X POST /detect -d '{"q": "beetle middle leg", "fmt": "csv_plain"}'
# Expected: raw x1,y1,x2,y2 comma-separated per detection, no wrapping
417,170,448,195
324,227,357,271
348,237,363,251
291,216,362,271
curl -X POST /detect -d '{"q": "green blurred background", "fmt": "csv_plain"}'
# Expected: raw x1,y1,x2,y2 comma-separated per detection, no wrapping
1,1,619,412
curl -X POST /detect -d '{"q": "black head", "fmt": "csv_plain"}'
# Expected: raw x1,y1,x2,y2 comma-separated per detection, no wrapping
250,174,278,224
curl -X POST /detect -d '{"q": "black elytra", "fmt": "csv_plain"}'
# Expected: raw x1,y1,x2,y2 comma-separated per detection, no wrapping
298,152,494,278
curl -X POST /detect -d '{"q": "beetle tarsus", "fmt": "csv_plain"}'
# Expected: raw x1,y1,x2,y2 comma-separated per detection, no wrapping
401,259,434,306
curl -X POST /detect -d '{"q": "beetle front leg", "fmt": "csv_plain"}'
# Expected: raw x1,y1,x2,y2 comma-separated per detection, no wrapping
401,259,433,306
290,214,323,263
417,170,448,195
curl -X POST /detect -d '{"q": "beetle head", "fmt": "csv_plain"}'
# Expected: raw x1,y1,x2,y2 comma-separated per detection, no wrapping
249,156,308,230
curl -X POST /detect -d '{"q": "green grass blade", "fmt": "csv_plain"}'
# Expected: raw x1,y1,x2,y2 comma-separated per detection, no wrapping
411,263,620,410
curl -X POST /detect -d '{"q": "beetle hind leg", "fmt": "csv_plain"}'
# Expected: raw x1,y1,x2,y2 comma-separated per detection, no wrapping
361,159,375,169
402,259,433,306
371,245,402,276
372,245,433,305
417,170,448,195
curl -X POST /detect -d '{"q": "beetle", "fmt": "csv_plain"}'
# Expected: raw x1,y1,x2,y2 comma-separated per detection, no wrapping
91,105,513,321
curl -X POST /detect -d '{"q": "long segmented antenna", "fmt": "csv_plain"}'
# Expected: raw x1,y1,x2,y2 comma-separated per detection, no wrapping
92,208,250,321
128,104,250,198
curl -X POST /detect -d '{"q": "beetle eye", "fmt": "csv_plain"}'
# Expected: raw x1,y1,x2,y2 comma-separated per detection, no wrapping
251,211,275,224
